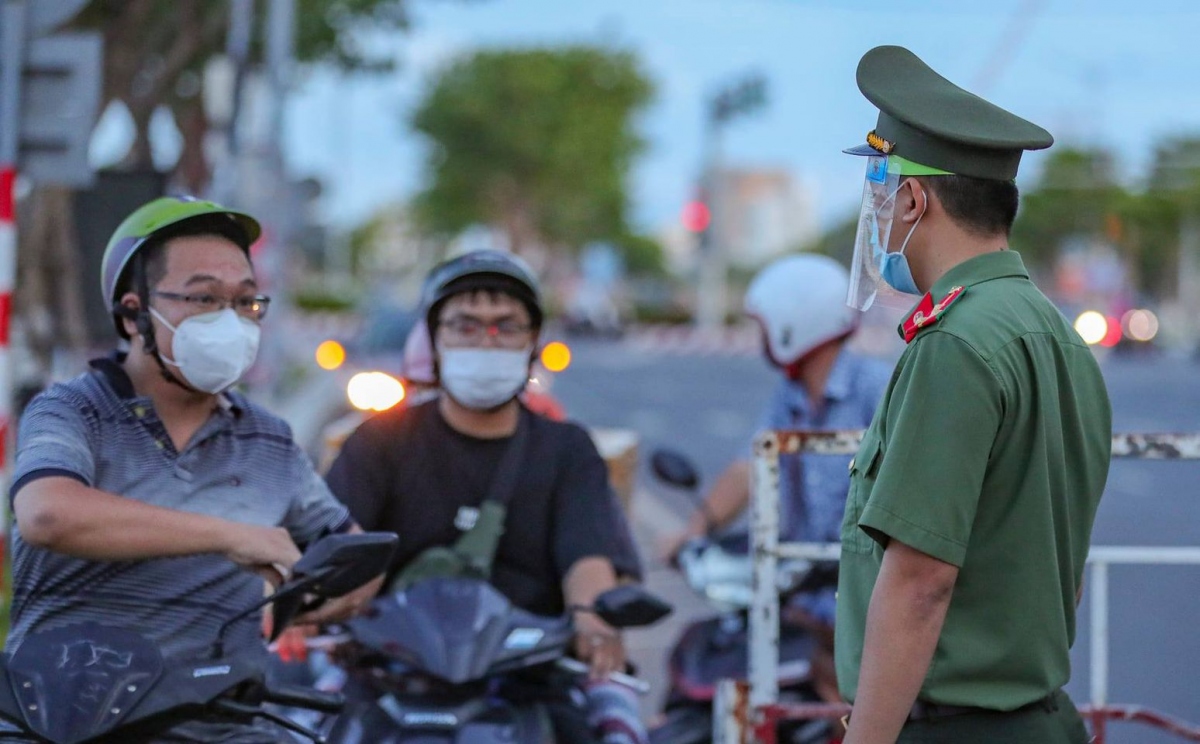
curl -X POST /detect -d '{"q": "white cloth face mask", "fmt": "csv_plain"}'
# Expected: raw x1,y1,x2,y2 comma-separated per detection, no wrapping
437,345,532,410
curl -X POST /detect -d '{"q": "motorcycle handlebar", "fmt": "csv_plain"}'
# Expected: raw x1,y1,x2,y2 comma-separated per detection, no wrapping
261,682,345,714
556,658,651,694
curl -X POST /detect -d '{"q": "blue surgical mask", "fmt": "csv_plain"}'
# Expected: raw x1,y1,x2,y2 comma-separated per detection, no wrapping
869,183,925,296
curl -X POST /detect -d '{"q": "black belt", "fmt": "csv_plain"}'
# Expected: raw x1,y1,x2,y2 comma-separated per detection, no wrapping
907,692,1058,722
841,692,1061,732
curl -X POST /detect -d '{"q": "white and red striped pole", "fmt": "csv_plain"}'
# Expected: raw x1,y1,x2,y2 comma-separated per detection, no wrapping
1,1,28,559
0,164,12,580
0,163,12,585
0,164,13,481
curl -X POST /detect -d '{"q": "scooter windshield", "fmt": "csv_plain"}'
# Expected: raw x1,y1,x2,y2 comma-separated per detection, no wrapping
5,622,164,744
349,577,570,684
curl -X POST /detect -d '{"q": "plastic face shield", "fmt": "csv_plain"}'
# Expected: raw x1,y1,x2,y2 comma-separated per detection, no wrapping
846,155,901,312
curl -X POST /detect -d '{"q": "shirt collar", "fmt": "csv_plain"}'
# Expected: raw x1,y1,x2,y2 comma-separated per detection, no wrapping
89,351,243,415
785,349,856,410
930,249,1029,299
822,349,855,402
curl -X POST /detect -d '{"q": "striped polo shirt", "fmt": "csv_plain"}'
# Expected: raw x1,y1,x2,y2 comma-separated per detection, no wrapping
6,354,352,661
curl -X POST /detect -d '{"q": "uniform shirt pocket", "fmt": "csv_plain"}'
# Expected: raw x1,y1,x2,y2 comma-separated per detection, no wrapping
840,431,883,554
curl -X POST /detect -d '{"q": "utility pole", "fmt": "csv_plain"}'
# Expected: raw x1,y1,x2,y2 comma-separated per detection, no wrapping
258,0,296,403
694,73,767,332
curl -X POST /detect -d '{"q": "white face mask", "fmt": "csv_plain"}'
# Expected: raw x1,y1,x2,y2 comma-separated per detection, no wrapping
150,307,261,394
437,345,532,411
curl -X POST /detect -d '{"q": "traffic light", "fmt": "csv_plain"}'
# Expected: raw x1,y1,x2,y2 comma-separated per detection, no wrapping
682,200,711,233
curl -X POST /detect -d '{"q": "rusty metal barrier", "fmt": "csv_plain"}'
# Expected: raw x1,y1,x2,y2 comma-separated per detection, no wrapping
713,430,1200,744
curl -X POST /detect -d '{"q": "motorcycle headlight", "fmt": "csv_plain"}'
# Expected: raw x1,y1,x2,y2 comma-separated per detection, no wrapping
347,372,406,412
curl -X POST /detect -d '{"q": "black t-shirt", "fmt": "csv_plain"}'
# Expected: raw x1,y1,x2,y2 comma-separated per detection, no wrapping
325,400,641,616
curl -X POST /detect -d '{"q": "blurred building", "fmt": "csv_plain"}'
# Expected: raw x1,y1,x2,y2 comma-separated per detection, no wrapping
715,167,818,269
659,166,818,275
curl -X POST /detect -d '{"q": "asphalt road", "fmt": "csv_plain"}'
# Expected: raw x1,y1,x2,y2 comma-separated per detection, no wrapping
552,337,1200,743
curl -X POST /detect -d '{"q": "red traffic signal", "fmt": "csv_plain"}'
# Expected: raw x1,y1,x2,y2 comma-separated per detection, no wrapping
682,200,711,233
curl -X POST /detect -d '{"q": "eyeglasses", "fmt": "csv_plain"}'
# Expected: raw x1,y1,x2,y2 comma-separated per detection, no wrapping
152,291,271,321
439,316,533,347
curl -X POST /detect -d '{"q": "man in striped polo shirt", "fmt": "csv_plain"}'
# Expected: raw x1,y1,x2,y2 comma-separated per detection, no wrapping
5,197,376,742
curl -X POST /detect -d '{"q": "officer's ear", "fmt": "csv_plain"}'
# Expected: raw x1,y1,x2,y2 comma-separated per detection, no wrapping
898,178,928,225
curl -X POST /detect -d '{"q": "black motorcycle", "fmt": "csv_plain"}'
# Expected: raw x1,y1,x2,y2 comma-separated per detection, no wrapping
0,532,398,744
647,449,837,744
317,577,672,744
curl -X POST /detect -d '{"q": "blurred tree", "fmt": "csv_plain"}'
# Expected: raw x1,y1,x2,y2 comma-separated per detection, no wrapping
1139,137,1200,297
74,0,411,189
410,47,654,254
614,233,666,277
798,213,858,268
14,1,416,383
1009,147,1126,272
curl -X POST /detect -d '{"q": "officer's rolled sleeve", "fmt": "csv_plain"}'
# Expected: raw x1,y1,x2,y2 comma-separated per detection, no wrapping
857,332,1003,567
10,389,97,502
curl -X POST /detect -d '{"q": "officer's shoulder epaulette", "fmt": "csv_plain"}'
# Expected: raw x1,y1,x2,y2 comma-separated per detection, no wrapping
900,285,967,344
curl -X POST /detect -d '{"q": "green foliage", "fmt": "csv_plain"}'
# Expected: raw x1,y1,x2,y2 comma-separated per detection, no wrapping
295,0,410,71
410,47,654,251
797,212,859,268
1010,148,1125,270
72,0,412,177
292,287,360,312
615,233,667,277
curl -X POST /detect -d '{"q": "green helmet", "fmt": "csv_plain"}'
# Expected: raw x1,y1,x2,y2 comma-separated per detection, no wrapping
101,196,261,338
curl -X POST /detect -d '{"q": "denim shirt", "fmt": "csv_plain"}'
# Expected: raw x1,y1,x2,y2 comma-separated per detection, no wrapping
757,349,890,622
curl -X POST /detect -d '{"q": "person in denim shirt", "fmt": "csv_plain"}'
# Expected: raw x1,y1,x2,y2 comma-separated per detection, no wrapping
663,253,889,701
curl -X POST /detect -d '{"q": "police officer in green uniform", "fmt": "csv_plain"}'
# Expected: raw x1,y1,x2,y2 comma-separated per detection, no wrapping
835,46,1112,744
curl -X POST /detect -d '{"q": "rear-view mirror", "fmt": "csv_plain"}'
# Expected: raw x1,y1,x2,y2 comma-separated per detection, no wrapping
650,449,700,490
268,533,398,640
592,585,672,628
292,532,398,598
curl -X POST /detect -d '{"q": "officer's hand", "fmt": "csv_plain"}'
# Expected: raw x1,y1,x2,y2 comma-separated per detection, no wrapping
574,612,626,680
292,574,384,627
222,524,302,588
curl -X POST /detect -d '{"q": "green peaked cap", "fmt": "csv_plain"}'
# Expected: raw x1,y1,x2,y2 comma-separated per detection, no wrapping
843,45,1053,181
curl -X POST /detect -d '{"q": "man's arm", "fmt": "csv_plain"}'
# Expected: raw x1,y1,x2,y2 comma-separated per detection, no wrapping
843,539,958,744
564,556,625,678
662,459,750,558
14,477,301,583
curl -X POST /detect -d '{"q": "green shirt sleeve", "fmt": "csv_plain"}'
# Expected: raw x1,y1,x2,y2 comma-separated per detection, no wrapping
858,331,1003,566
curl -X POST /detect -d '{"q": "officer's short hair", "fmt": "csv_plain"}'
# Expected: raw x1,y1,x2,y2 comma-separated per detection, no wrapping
923,175,1020,237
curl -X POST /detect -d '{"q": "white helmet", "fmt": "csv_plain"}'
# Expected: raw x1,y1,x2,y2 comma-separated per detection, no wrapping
743,254,858,367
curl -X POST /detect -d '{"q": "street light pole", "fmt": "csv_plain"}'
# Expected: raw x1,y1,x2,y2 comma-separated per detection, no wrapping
693,73,766,333
695,117,725,332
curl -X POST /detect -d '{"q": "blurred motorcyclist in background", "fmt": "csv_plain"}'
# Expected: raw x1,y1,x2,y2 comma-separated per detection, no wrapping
400,320,567,420
325,250,647,744
661,253,891,702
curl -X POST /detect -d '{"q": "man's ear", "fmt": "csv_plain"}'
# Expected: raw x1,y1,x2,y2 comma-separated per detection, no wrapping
530,334,542,364
902,178,930,224
117,292,142,339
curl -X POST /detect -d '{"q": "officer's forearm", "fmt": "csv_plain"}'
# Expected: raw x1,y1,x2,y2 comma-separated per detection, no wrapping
844,540,958,744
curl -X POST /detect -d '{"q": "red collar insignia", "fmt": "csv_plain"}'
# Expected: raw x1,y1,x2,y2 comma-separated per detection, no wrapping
901,286,966,343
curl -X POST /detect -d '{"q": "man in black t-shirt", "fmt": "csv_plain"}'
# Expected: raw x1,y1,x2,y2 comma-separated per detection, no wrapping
325,250,645,744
